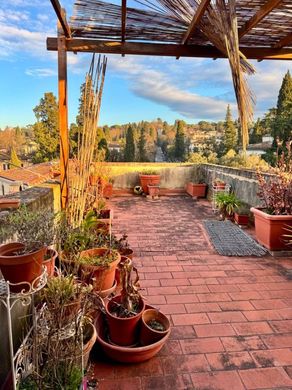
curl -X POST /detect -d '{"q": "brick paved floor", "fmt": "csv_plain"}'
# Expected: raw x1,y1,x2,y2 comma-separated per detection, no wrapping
90,196,292,390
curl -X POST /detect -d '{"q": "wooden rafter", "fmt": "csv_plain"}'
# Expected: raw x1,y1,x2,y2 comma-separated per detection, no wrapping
47,38,292,60
50,0,71,38
121,0,127,42
274,32,292,49
181,0,211,45
238,0,282,39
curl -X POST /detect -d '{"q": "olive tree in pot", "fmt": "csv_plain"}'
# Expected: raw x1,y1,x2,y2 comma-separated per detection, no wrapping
105,258,145,346
0,206,55,291
139,169,161,194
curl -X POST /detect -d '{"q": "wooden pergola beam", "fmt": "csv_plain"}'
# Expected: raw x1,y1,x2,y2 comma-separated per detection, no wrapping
274,32,292,49
47,38,292,60
181,0,211,45
50,0,71,38
121,0,127,42
238,0,282,39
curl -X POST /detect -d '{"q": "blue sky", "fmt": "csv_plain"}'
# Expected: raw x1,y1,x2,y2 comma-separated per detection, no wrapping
0,0,291,129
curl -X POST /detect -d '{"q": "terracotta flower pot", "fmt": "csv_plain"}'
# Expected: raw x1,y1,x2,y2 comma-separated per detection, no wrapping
213,182,226,190
119,248,133,260
140,309,170,346
95,305,170,363
44,248,58,277
234,213,249,226
103,183,113,199
79,248,120,291
147,185,160,197
139,174,160,194
83,322,97,368
251,207,292,251
186,183,207,198
106,294,145,346
0,242,46,292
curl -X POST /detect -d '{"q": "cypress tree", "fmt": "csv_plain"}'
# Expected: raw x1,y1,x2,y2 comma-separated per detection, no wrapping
124,125,135,161
272,70,292,143
138,126,147,162
223,105,237,152
174,120,185,161
10,146,22,168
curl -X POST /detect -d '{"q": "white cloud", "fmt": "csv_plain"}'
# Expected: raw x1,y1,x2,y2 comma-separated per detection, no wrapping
25,67,57,77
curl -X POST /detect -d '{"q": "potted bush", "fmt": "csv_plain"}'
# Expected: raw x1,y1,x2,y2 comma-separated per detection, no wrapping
79,247,120,292
105,258,145,346
215,192,241,220
251,170,292,250
139,170,161,194
140,309,170,346
234,204,250,226
0,206,55,291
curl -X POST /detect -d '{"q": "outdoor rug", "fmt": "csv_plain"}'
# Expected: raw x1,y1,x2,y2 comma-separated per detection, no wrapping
203,220,267,257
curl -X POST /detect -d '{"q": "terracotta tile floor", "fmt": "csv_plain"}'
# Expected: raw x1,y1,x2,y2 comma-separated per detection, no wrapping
90,196,292,390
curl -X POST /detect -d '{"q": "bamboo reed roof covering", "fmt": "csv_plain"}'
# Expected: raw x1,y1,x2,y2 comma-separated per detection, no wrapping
48,0,292,60
67,0,292,50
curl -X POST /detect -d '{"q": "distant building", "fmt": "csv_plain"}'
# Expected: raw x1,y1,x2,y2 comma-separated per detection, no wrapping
108,143,121,153
0,162,55,196
243,134,273,156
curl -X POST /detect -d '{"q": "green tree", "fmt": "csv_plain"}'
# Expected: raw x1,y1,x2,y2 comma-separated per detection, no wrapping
124,125,135,161
174,120,185,161
223,105,237,152
98,138,110,160
272,70,292,144
10,146,22,168
33,92,59,162
138,126,147,162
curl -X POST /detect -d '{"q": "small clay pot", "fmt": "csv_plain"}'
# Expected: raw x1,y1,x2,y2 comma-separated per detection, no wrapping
0,242,46,292
106,295,145,346
140,309,170,346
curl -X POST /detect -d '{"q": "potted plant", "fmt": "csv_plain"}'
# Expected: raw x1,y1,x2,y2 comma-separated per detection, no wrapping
79,247,120,292
0,206,55,291
213,178,226,189
251,169,292,250
234,204,250,226
147,184,160,198
103,178,114,199
44,248,58,277
140,308,170,346
43,273,88,327
112,233,133,259
215,192,241,220
139,169,161,194
105,258,145,346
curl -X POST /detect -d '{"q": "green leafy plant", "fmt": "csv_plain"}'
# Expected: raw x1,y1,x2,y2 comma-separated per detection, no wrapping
215,192,241,219
78,249,119,267
235,204,250,215
140,169,159,175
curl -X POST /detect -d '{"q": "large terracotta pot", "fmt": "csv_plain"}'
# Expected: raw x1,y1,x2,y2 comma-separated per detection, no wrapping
79,248,120,291
186,183,207,198
0,242,46,292
44,248,58,277
106,294,145,346
251,207,292,251
140,309,170,346
95,305,170,363
139,174,160,194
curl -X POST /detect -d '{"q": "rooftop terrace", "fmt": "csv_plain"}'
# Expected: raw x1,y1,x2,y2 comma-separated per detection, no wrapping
90,195,292,390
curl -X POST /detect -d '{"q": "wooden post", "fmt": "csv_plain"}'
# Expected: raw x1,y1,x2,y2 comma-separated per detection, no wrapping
58,20,69,209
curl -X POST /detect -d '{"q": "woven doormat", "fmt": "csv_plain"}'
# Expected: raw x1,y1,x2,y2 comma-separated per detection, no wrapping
203,220,267,257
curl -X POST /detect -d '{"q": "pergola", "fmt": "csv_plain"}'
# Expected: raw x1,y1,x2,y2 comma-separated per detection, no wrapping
47,0,292,208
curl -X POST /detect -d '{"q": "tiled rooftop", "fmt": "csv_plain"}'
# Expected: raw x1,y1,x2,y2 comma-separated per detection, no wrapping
90,196,292,390
0,162,54,185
